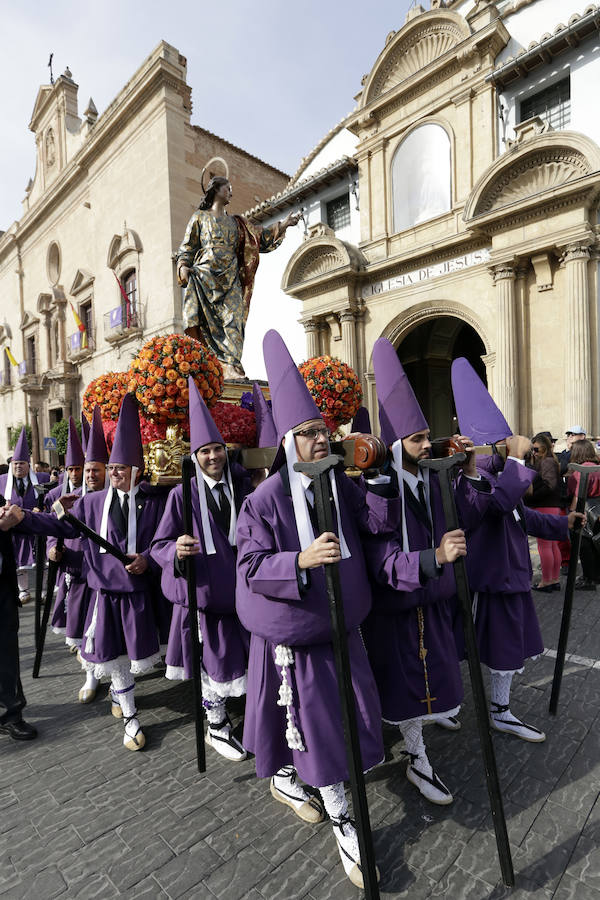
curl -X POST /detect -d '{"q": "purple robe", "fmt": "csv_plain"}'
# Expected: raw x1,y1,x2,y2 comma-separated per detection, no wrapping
20,483,171,672
460,458,569,672
236,466,385,787
0,471,50,568
362,469,483,723
151,464,251,689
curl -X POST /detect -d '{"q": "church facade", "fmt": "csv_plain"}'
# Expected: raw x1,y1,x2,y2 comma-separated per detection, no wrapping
0,42,288,461
249,0,600,440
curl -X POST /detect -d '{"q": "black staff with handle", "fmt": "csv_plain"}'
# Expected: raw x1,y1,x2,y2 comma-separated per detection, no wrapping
181,455,206,774
549,462,600,715
420,453,514,888
52,501,131,564
294,454,380,900
33,535,47,649
33,537,63,678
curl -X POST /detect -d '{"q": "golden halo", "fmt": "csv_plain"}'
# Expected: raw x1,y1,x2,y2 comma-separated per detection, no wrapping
200,157,230,194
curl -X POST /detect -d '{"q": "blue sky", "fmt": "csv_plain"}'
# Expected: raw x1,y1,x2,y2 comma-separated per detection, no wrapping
0,0,413,228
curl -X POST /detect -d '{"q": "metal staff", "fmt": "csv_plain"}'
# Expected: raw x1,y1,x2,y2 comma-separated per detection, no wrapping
294,454,379,900
34,535,47,649
549,462,600,715
52,501,130,564
420,453,514,888
33,538,63,678
181,455,206,774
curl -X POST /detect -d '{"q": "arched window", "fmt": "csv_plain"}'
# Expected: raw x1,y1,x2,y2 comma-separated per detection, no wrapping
392,124,451,232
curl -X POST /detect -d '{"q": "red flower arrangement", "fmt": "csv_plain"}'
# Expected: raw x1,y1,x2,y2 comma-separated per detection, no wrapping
129,334,223,424
210,402,257,447
102,417,168,452
83,372,131,422
298,355,362,431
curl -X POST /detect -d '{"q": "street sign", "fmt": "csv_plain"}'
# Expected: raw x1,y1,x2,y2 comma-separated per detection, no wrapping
43,437,57,451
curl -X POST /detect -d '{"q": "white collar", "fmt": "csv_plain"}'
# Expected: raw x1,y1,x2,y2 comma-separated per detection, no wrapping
201,471,228,492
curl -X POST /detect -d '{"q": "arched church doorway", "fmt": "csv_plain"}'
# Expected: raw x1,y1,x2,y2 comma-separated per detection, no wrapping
397,316,486,437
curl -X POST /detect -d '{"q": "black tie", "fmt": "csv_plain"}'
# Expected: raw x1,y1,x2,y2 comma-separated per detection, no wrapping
122,494,129,537
215,483,231,533
417,480,432,534
17,479,25,497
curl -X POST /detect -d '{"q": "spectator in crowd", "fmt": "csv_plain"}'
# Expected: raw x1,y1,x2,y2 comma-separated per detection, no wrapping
556,426,587,573
567,439,600,591
525,432,562,592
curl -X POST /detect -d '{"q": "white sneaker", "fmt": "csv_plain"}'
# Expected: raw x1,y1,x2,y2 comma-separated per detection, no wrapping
434,715,461,731
19,590,31,605
491,712,545,743
205,719,247,762
332,815,380,890
270,767,324,823
406,759,453,805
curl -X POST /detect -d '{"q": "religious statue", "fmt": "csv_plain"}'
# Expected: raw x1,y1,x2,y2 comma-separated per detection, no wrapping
177,160,299,381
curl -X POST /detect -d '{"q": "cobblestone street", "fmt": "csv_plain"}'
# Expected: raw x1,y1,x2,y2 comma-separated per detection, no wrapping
3,576,600,899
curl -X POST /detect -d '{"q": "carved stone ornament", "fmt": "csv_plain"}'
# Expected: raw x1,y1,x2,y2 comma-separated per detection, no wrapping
45,128,56,168
145,423,190,485
366,16,468,101
292,247,345,282
474,149,590,216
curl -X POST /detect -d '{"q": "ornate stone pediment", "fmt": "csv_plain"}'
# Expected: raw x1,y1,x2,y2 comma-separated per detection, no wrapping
363,12,471,105
465,131,600,224
70,268,95,295
282,232,364,292
107,227,143,269
20,311,40,331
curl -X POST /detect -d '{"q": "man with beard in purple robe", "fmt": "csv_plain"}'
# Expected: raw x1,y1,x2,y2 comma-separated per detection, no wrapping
151,377,251,762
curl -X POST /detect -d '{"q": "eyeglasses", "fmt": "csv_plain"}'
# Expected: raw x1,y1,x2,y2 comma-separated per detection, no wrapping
294,427,330,441
531,447,541,453
108,465,129,473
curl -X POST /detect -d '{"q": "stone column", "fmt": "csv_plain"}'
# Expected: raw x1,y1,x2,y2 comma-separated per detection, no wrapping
491,263,519,431
56,303,67,361
303,318,321,358
562,242,592,429
339,309,357,371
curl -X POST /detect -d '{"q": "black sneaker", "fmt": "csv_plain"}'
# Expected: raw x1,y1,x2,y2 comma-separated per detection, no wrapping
0,719,38,741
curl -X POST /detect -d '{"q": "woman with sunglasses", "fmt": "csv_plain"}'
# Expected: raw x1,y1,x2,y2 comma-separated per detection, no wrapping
524,433,562,591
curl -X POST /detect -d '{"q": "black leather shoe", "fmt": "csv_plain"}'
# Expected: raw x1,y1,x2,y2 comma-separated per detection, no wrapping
0,719,38,741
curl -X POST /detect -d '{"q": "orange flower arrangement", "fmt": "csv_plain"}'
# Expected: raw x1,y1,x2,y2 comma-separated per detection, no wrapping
129,333,223,424
82,372,131,422
298,355,362,431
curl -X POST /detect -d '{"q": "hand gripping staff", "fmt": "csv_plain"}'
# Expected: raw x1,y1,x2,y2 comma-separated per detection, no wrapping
293,454,380,900
181,456,206,774
549,462,600,715
420,453,514,888
32,536,63,678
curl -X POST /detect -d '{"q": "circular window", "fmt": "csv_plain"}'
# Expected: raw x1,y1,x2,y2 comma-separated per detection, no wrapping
47,242,61,285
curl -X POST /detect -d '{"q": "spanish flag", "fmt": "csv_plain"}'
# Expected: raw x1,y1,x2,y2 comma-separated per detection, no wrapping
5,347,18,366
69,301,88,349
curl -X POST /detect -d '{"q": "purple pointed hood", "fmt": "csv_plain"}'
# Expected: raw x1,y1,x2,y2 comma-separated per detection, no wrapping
109,393,144,469
81,411,90,453
252,382,277,448
12,426,30,462
189,377,224,453
263,330,321,443
451,357,512,444
85,406,109,464
351,406,371,434
372,338,428,444
65,417,85,468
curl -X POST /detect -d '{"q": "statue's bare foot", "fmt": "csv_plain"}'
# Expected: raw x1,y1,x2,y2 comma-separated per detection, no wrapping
222,363,246,381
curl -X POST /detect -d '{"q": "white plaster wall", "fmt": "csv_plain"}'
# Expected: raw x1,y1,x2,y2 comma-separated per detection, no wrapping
496,0,595,66
293,128,358,183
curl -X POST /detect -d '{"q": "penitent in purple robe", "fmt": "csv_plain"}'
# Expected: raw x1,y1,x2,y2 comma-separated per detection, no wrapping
362,468,485,724
20,483,171,675
44,481,84,636
0,471,50,568
236,465,386,788
460,457,569,673
151,463,251,692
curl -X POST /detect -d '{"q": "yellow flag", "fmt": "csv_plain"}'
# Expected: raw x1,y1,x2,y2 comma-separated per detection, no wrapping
5,347,18,366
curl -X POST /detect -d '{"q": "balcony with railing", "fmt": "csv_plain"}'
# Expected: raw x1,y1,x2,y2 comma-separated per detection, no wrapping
18,357,44,392
104,304,143,345
0,369,12,393
67,329,95,362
